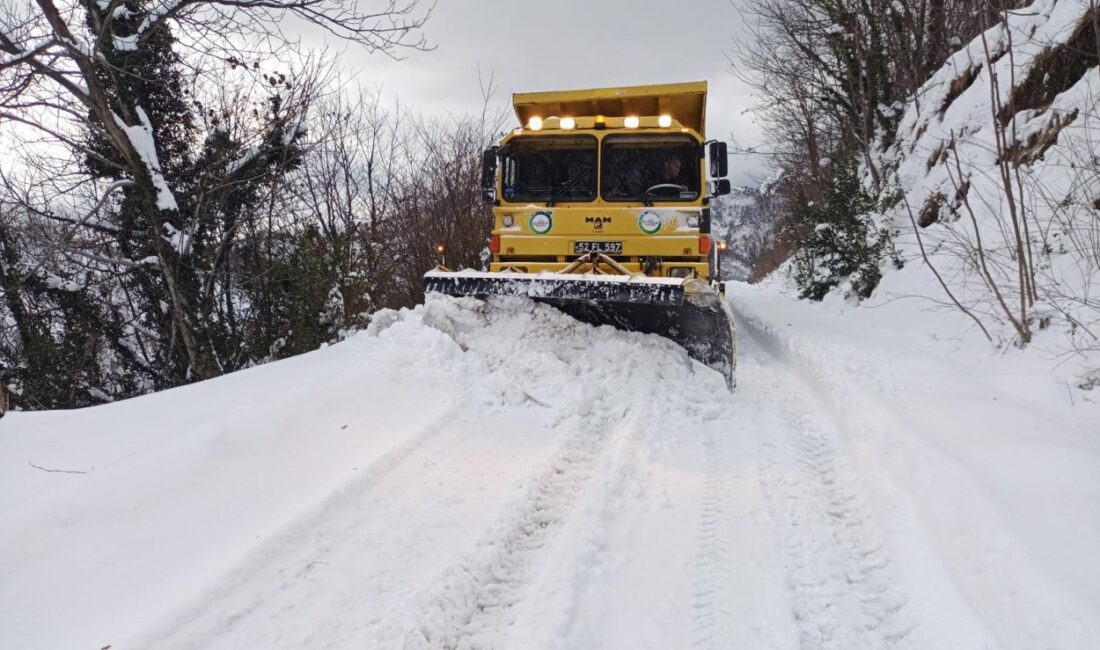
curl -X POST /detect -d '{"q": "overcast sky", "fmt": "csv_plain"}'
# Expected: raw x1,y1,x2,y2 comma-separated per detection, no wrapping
310,0,768,185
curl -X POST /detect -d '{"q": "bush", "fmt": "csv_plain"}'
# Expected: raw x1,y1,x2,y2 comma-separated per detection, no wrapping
791,163,892,301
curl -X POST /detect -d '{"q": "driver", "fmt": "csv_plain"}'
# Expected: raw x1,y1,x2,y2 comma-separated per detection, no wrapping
661,153,686,184
642,152,689,197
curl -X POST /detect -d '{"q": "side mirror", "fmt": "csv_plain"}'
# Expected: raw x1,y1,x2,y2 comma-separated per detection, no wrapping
711,178,732,197
708,141,728,179
481,147,498,204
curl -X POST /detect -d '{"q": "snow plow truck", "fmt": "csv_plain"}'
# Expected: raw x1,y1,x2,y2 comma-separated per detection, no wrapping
424,81,736,387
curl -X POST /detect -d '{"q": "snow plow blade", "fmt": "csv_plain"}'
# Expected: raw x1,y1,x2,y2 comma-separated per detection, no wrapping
423,270,736,388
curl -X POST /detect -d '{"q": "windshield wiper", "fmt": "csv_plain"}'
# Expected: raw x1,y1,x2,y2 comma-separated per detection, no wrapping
546,167,591,207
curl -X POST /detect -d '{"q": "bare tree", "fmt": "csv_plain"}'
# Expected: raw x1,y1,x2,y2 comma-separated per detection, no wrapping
0,0,430,406
731,0,1028,296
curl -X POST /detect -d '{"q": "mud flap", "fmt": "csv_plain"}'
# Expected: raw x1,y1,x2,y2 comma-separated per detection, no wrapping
424,271,736,389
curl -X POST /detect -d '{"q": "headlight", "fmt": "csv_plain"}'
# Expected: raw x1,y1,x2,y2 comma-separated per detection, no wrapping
560,117,575,130
502,215,514,227
658,114,672,128
686,215,700,228
527,116,543,130
624,116,640,129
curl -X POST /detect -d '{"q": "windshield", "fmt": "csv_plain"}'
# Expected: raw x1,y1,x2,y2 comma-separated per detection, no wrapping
601,134,700,202
501,135,597,203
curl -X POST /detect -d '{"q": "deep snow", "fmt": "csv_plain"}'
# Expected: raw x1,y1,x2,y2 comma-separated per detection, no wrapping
1,288,1097,649
880,0,1100,356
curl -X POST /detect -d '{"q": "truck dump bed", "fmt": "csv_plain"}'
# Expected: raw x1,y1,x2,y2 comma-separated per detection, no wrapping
512,81,707,134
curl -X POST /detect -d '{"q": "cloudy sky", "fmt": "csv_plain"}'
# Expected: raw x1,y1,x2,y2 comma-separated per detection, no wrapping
311,0,769,184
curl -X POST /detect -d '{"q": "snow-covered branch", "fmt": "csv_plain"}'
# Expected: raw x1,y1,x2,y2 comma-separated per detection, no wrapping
111,108,178,212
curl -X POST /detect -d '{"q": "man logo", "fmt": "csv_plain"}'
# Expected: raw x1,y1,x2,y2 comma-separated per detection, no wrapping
586,216,611,232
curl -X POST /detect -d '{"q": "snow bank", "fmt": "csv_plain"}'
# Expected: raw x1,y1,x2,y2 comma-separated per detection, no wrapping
0,295,725,649
729,281,1100,648
0,313,459,648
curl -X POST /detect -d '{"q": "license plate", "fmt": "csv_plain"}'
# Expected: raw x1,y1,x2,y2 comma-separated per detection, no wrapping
574,240,622,254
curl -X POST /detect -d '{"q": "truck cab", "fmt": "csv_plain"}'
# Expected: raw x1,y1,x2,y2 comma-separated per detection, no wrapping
481,81,732,281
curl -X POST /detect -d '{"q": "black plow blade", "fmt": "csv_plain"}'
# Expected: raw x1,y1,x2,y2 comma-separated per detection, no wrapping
423,271,736,389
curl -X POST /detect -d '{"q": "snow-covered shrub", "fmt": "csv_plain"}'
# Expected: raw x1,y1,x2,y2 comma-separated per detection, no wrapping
791,163,894,301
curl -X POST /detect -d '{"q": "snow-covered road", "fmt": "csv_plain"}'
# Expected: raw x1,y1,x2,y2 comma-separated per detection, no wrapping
2,286,1097,649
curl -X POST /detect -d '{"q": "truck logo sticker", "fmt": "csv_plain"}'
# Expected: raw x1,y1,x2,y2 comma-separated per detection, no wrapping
530,211,553,235
586,216,611,232
638,210,662,234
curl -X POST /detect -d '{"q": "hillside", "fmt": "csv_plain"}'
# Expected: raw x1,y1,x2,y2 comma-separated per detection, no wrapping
875,0,1100,364
747,0,1100,386
711,188,778,282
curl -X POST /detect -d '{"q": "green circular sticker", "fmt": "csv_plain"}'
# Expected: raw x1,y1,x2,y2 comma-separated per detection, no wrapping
638,210,662,234
529,211,553,235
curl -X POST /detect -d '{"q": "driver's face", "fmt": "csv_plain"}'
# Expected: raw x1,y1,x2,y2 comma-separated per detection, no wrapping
664,156,682,179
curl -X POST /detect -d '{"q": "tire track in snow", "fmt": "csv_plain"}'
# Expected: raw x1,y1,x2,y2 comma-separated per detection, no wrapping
689,420,739,649
743,335,918,650
392,407,635,649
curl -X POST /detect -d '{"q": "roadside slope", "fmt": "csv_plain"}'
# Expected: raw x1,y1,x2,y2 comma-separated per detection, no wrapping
729,281,1100,648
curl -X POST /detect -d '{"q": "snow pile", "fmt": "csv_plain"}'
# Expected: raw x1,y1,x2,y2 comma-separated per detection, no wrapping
0,295,723,650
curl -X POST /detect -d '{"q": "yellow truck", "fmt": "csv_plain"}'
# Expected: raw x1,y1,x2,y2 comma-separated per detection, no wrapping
424,81,736,387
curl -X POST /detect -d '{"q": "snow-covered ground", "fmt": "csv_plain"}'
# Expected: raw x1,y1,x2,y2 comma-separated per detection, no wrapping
2,288,1097,649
